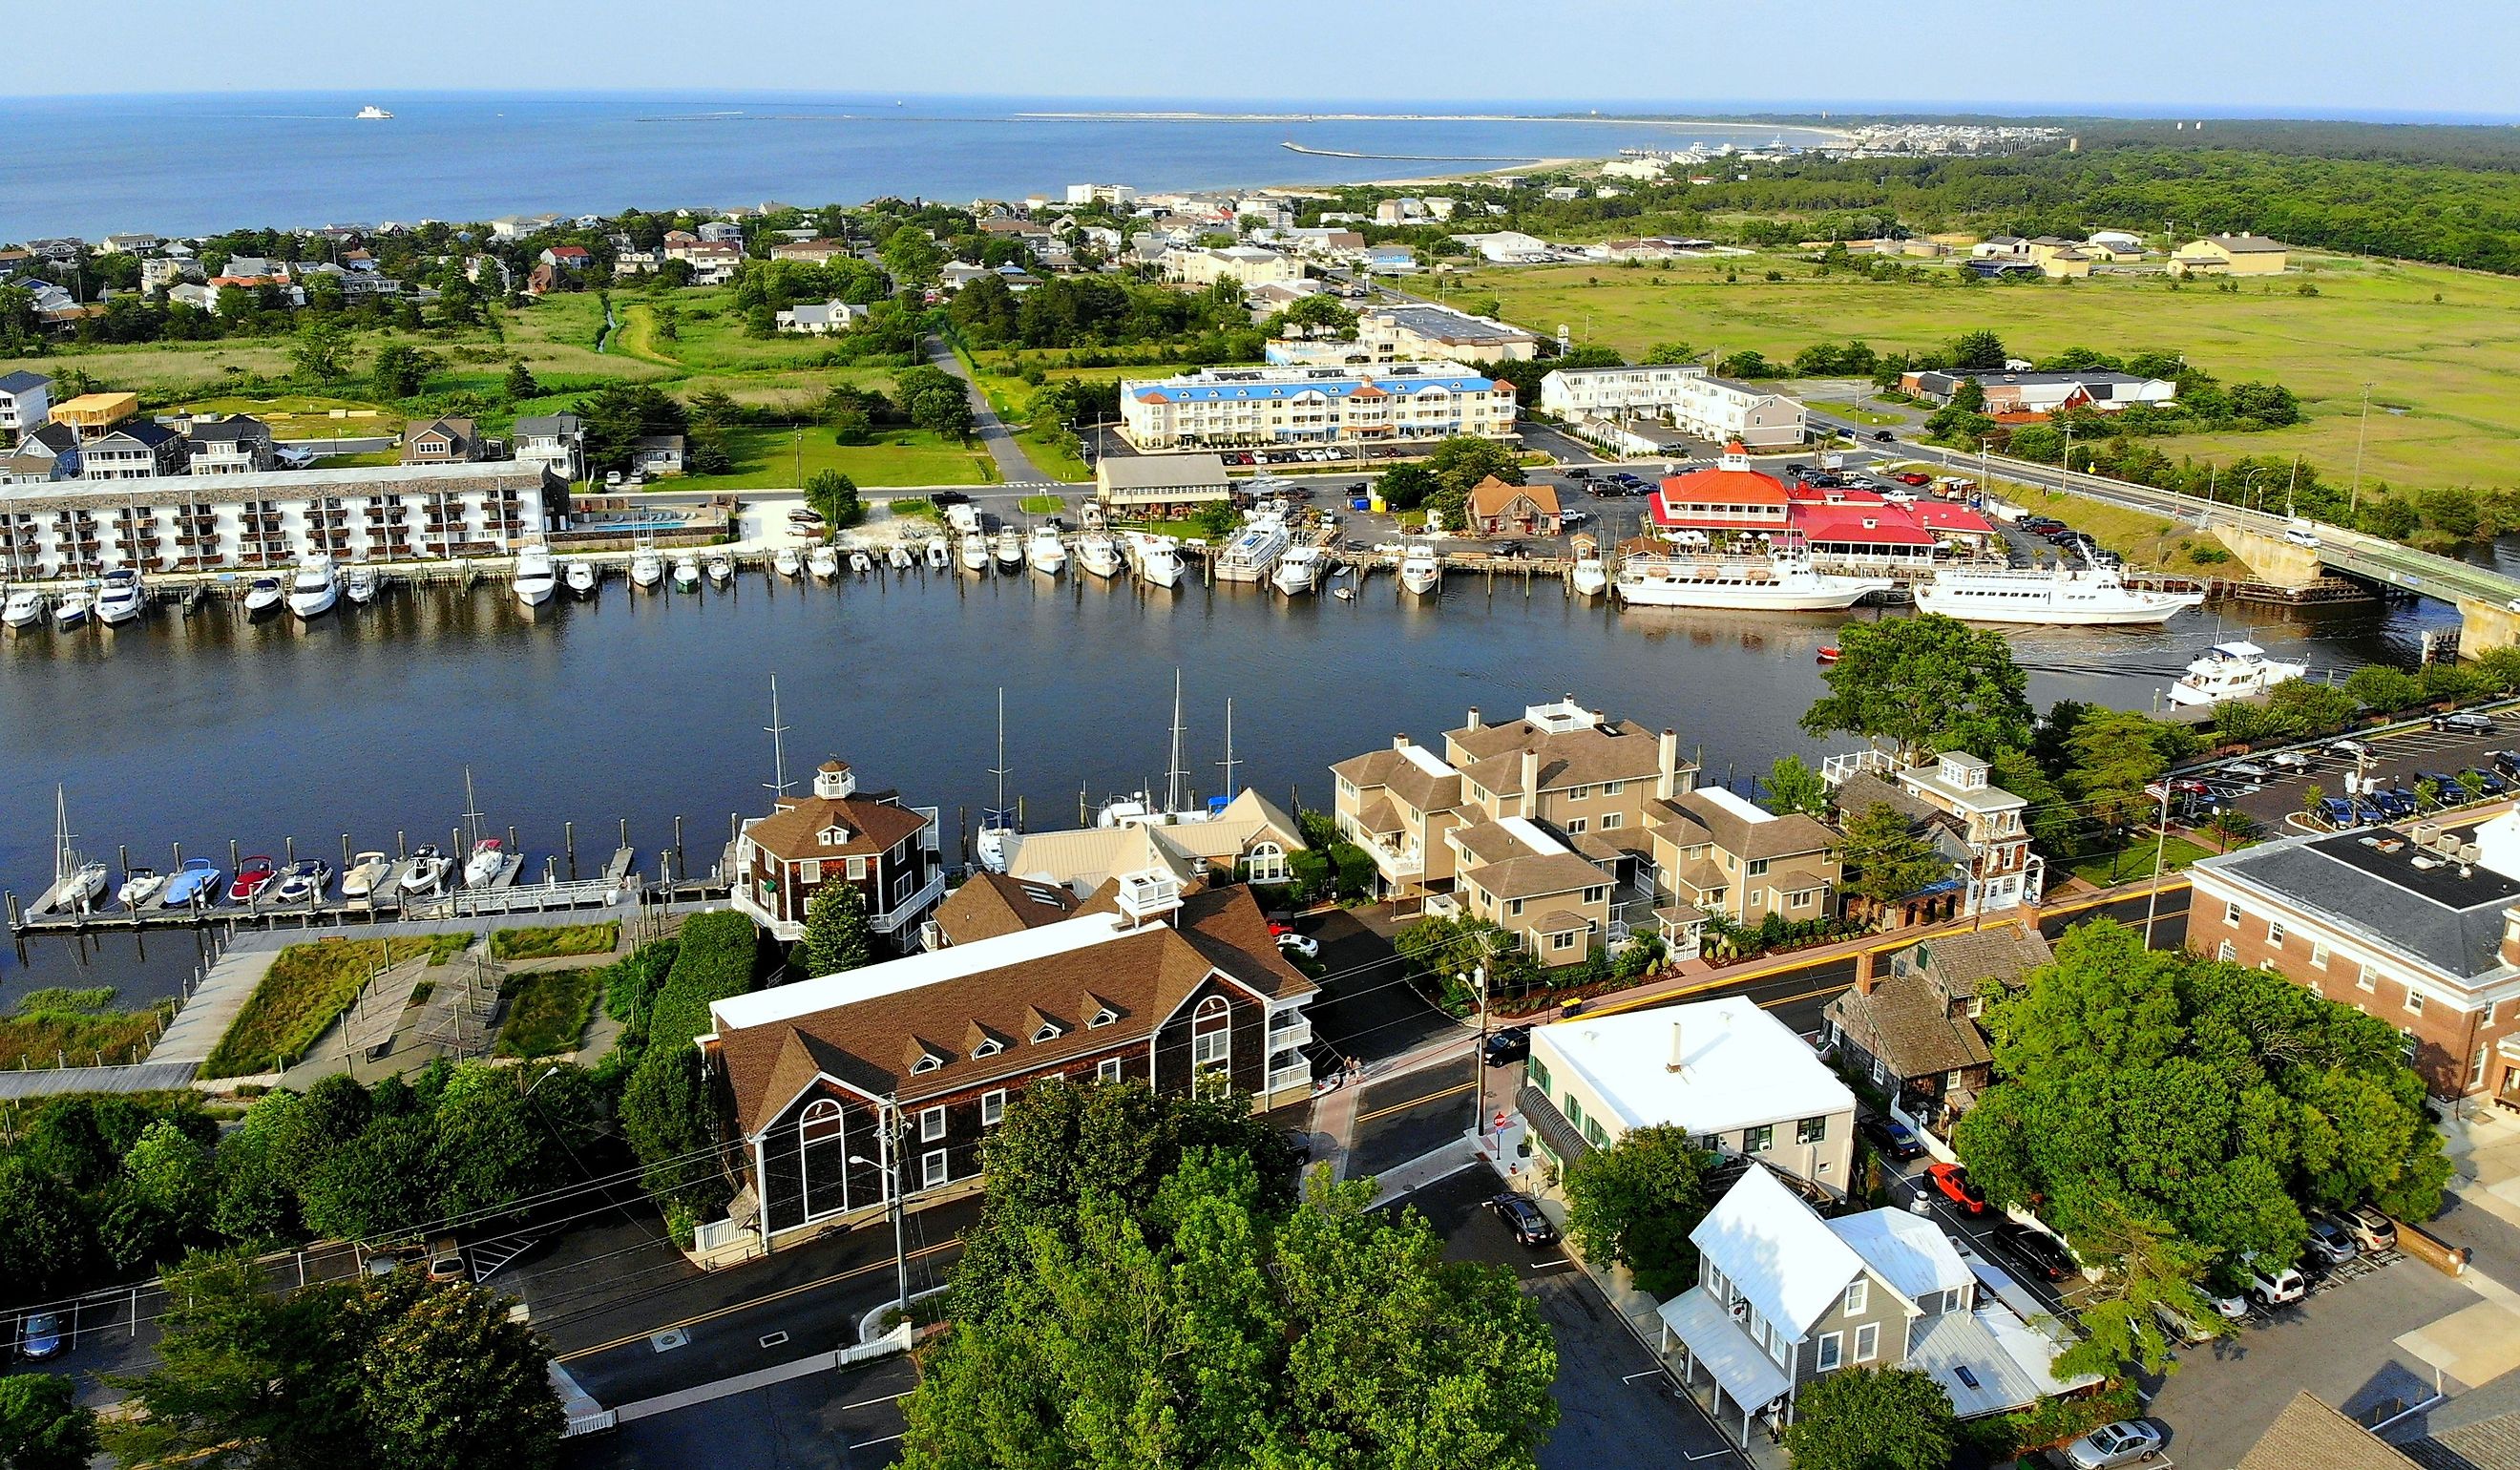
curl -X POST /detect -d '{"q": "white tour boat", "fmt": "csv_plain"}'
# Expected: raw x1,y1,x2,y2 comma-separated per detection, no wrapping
1271,544,1324,596
2167,640,2310,708
1914,562,2205,626
1077,533,1122,579
1569,534,1607,599
513,548,556,607
95,568,146,626
993,527,1025,570
1215,514,1291,583
1131,534,1185,589
355,105,393,119
286,555,339,619
1027,526,1068,576
959,534,992,573
1613,550,1890,611
1397,543,1443,598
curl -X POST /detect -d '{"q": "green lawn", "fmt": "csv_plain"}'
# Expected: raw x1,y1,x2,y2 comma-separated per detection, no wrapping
1458,252,2520,489
0,988,177,1070
204,934,469,1078
494,967,603,1058
2067,834,2216,890
490,922,620,962
1018,494,1068,514
680,426,996,490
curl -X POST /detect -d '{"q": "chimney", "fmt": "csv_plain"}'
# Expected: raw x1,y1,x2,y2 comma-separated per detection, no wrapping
1394,732,1411,751
1521,748,1541,819
1666,1019,1688,1075
1657,727,1680,801
1465,706,1483,731
1853,948,1880,996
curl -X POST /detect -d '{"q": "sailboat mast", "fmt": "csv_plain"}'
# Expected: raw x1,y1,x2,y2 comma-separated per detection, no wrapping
1217,699,1239,801
1166,671,1186,815
992,688,1009,812
765,676,790,799
463,767,483,852
53,785,73,880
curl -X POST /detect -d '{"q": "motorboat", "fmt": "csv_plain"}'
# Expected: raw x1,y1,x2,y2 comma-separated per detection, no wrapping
1027,526,1068,576
463,838,508,888
1131,534,1184,589
808,545,840,580
159,858,223,908
1334,585,1355,601
849,547,874,575
1077,533,1122,579
565,559,598,597
396,845,451,897
924,538,951,571
344,565,378,605
1271,544,1324,596
993,527,1025,570
3,588,42,628
342,850,392,898
227,855,279,902
888,543,914,572
1914,562,2206,626
704,554,733,587
286,555,339,619
1568,534,1607,599
1397,543,1443,597
773,547,803,578
1816,645,1842,664
630,543,664,590
52,588,92,629
116,866,166,910
960,534,992,573
513,548,556,607
35,788,107,915
242,577,284,616
355,104,393,119
672,556,702,592
94,568,146,626
1613,551,1890,611
273,858,331,904
1215,514,1290,583
2167,640,2311,708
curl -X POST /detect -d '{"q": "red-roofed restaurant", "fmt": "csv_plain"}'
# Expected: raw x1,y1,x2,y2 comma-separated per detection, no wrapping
1648,445,1995,563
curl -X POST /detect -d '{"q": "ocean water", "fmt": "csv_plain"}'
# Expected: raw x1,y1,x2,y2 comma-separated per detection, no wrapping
0,92,1838,242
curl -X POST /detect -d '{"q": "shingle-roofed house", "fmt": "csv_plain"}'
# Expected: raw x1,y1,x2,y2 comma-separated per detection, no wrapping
729,760,945,947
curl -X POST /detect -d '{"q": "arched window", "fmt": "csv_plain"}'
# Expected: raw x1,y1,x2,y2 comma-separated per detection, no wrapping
798,1098,846,1144
1246,841,1287,884
1191,995,1232,1085
798,1099,848,1223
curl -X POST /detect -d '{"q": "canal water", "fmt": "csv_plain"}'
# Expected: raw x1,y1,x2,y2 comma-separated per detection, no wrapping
0,567,2458,1004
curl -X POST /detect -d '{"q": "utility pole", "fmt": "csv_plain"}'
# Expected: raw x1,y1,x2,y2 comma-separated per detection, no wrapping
2349,383,2373,513
2141,778,2174,949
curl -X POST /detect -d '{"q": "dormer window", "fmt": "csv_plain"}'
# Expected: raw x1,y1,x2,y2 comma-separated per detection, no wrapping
1033,1021,1064,1043
911,1053,943,1075
973,1039,1004,1060
820,825,851,846
1088,1007,1118,1028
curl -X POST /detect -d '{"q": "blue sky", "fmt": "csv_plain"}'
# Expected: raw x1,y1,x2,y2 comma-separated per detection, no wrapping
21,0,2520,117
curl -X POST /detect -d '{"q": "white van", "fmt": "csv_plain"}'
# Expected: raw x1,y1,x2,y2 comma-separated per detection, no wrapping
2281,521,2321,548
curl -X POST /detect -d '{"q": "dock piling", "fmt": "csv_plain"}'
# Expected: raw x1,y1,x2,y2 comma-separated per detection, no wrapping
673,816,684,879
229,839,241,873
565,821,577,880
284,835,296,865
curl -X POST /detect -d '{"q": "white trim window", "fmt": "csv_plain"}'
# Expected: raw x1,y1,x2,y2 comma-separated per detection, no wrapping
980,1089,1007,1126
798,1099,847,1221
1842,1279,1867,1315
1097,1056,1124,1083
1854,1322,1880,1363
1191,995,1232,1082
1246,842,1288,883
1816,1332,1843,1372
921,1148,949,1188
920,1105,945,1143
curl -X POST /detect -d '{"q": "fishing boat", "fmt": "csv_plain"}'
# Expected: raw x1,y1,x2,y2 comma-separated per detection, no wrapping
341,850,392,899
630,542,664,590
463,838,508,888
976,690,1019,874
704,554,734,587
1568,534,1607,599
888,543,914,572
159,858,223,908
565,559,598,597
1613,550,1890,611
116,866,166,909
1131,534,1184,589
2166,640,2310,708
1913,562,2206,626
771,547,802,578
1077,533,1122,579
3,588,41,628
1397,543,1443,598
1027,526,1068,576
923,538,951,571
243,577,285,615
273,858,331,904
52,587,92,629
513,547,556,607
993,527,1025,570
671,556,702,592
1272,544,1324,596
849,547,874,576
345,565,378,604
960,534,992,573
286,555,339,619
395,845,451,897
1215,514,1290,583
808,545,840,580
35,789,108,915
94,568,146,625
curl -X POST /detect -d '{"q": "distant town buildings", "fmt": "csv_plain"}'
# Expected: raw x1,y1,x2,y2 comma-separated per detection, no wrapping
1119,363,1517,452
1540,365,1807,449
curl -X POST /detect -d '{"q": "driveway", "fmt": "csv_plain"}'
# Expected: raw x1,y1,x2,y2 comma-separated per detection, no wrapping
924,336,1059,487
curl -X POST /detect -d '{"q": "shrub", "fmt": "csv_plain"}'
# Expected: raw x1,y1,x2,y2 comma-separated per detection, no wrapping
494,968,602,1058
490,923,619,961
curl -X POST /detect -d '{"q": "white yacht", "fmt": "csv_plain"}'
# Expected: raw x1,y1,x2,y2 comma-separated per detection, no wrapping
808,544,840,580
1131,534,1185,589
395,845,452,897
565,559,598,597
993,527,1025,570
1915,562,2206,626
773,547,802,578
355,104,393,119
2167,640,2310,708
1397,543,1443,597
513,548,556,607
1077,533,1122,579
94,568,146,625
1271,544,1324,596
345,565,379,604
286,556,339,619
923,538,952,571
630,543,664,590
704,554,734,587
1027,526,1068,576
1215,514,1291,583
1569,534,1607,599
672,556,702,592
1614,550,1890,611
117,867,167,909
242,577,284,616
52,587,93,629
3,588,42,628
960,534,992,573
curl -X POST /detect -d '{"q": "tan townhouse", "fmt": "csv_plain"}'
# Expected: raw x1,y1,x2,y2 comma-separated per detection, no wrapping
1648,787,1843,927
1447,817,1618,967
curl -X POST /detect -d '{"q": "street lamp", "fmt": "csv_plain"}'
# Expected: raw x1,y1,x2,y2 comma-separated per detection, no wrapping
2240,467,2270,515
850,1124,910,1318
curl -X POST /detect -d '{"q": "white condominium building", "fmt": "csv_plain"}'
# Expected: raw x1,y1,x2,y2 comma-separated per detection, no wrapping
1120,363,1518,451
1539,365,1806,449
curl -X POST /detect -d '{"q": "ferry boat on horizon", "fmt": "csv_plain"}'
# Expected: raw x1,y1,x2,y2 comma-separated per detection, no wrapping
355,105,393,120
1913,562,2205,627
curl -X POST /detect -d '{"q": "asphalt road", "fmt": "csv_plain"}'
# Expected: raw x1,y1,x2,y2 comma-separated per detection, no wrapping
1295,907,1457,1066
564,1354,916,1470
1349,1056,1479,1179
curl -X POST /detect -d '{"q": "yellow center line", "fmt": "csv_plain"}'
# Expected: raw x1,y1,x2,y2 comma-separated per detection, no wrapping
556,1237,960,1361
1354,1081,1477,1126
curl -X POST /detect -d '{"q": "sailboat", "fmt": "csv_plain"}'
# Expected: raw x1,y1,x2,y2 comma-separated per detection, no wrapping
1095,673,1221,829
35,787,108,915
976,689,1018,874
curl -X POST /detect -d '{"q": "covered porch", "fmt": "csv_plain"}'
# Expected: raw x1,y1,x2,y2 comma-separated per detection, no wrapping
1656,1287,1793,1449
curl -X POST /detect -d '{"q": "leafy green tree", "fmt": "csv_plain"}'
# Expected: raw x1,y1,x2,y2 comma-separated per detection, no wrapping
909,383,976,441
1837,803,1951,913
1641,341,1697,365
370,343,435,399
123,1117,217,1242
297,1112,441,1241
573,383,690,476
880,228,945,286
1375,461,1440,512
1947,330,2007,370
0,1156,94,1299
804,469,863,529
0,1374,98,1470
1761,755,1832,817
502,360,540,400
1560,1125,1712,1296
620,1048,723,1218
105,1249,350,1469
289,318,355,388
1780,1366,1959,1470
1800,613,2033,763
2342,663,2423,713
683,429,733,476
346,1272,564,1470
429,1070,550,1223
1261,293,1357,339
797,880,872,976
2063,708,2174,831
2052,1200,2227,1379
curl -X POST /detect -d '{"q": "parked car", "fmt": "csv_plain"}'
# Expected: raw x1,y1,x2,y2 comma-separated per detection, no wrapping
2304,1213,2360,1265
2245,1257,2306,1307
2342,1204,2398,1252
1994,1225,2077,1283
2435,710,2498,735
17,1312,64,1360
1481,1027,1532,1067
1896,472,1934,488
1487,1192,1560,1248
928,491,971,507
2491,749,2520,778
1275,933,1319,960
2222,760,2274,784
2327,737,2374,760
2062,1418,2165,1469
2268,749,2313,771
1862,1114,1924,1162
2320,796,2362,829
2281,522,2321,548
1926,1162,1986,1214
2465,766,2512,796
426,1236,467,1283
2369,787,2419,820
2418,771,2474,805
1873,430,1896,442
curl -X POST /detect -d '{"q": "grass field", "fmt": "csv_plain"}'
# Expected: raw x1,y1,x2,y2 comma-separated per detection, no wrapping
2068,834,2215,889
680,425,996,490
494,967,602,1058
1460,253,2520,489
0,988,178,1070
489,922,620,962
204,934,469,1078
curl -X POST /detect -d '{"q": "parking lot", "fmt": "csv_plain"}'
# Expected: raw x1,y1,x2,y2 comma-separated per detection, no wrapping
2174,704,2520,833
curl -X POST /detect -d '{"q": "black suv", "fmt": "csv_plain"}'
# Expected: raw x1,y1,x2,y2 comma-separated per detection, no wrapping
1994,1226,2077,1283
1481,1027,1531,1066
2434,711,2497,736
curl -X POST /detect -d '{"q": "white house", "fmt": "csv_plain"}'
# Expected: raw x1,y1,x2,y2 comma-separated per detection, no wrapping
774,300,872,335
0,371,52,443
1450,230,1550,262
1539,365,1807,449
1119,363,1517,451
